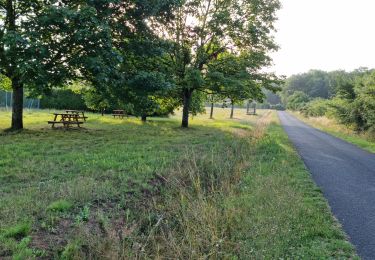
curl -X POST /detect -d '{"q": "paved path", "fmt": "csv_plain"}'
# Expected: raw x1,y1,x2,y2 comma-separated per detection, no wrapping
278,111,375,259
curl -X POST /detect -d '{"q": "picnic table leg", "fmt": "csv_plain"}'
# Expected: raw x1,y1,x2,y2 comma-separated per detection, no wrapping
77,116,81,128
52,114,58,128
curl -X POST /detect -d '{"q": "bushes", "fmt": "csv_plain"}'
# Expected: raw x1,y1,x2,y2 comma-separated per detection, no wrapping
325,72,375,132
272,104,286,111
351,73,375,131
301,98,329,117
286,91,310,110
284,69,375,133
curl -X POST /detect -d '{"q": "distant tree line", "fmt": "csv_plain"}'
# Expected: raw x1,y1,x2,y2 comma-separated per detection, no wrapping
0,0,282,130
282,68,375,134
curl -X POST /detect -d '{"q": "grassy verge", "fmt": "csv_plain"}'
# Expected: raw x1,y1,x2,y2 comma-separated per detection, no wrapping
290,111,375,153
0,109,357,258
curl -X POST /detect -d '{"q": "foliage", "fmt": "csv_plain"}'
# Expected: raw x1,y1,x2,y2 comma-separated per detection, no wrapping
282,70,332,101
126,71,177,119
0,0,125,129
83,89,112,113
207,52,281,105
0,74,11,91
264,89,282,105
150,0,282,126
271,104,286,111
40,89,86,110
301,98,330,117
286,91,310,110
350,72,375,131
284,68,375,133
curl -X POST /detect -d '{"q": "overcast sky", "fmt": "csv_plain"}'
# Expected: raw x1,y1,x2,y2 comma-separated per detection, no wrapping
270,0,375,76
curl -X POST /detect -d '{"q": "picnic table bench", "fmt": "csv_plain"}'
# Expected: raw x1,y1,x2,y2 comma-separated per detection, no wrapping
48,113,85,128
65,110,88,121
112,110,126,119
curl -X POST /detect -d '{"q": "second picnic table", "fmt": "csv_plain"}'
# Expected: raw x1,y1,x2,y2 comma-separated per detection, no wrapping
112,110,125,118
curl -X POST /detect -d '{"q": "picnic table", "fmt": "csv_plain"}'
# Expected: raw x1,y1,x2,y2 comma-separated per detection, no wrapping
48,113,85,128
112,110,125,119
65,110,88,121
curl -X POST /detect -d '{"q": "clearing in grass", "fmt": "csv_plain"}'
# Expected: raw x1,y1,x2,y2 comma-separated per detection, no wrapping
0,108,357,258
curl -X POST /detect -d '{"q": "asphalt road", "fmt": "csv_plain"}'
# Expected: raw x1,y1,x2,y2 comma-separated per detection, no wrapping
278,111,375,259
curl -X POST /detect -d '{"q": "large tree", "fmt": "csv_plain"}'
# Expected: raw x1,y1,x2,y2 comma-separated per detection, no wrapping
0,0,123,130
149,0,281,127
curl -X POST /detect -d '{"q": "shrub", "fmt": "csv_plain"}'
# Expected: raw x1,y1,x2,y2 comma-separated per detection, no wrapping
271,104,285,111
286,91,310,111
301,98,329,117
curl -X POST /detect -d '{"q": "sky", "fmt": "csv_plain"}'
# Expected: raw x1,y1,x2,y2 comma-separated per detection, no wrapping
270,0,375,76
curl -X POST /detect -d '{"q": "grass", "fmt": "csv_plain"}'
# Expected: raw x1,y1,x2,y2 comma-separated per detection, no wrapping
290,111,375,153
0,107,358,258
47,200,74,212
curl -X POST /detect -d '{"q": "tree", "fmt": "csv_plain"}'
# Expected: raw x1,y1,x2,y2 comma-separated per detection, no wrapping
150,0,281,127
84,89,111,116
84,0,180,122
282,70,331,104
127,71,176,121
206,93,224,119
0,0,121,130
207,52,280,119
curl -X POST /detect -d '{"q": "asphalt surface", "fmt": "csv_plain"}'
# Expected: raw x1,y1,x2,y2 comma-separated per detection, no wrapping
278,111,375,259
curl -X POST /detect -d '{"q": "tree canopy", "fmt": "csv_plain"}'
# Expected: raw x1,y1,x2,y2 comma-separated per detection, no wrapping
147,0,282,127
1,0,282,129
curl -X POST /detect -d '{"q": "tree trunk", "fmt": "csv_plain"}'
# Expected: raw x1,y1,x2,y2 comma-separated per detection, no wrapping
11,79,24,130
5,91,8,110
101,109,104,116
230,101,234,119
181,89,192,128
210,102,214,119
141,114,147,122
246,101,250,114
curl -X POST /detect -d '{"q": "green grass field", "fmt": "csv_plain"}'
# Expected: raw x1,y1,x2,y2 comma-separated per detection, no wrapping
0,108,357,259
291,111,375,153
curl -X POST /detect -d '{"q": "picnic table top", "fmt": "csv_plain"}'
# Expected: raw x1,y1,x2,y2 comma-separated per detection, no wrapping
66,110,84,112
53,113,81,116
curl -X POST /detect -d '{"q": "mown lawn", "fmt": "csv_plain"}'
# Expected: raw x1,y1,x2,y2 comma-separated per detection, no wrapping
291,111,375,153
0,108,357,259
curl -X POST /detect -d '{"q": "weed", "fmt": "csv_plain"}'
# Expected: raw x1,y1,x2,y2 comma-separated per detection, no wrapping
3,222,31,239
75,205,90,224
47,200,73,212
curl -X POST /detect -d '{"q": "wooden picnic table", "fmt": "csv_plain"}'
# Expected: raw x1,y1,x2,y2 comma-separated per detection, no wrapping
65,110,88,121
48,113,84,128
112,110,126,119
